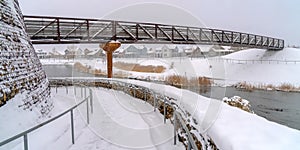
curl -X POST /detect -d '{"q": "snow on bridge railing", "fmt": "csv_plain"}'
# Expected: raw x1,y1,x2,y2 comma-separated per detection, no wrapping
0,84,93,150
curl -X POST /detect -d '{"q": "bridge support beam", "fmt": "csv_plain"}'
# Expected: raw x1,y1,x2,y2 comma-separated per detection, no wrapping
100,41,121,78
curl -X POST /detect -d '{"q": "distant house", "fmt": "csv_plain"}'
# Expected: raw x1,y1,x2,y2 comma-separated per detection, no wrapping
36,49,49,59
162,45,179,57
191,46,206,58
49,49,63,58
86,49,104,58
113,48,125,58
124,45,148,58
147,48,156,57
64,49,75,59
64,46,85,59
155,45,179,58
155,47,163,58
183,46,205,57
84,48,92,56
183,46,194,56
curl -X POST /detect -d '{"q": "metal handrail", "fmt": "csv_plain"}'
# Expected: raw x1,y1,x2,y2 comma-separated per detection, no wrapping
49,78,200,149
0,85,93,150
1,78,200,149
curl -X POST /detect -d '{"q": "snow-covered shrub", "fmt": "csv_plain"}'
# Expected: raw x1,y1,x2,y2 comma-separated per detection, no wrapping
223,96,253,113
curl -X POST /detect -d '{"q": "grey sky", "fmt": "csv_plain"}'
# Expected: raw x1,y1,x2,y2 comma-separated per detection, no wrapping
19,0,299,46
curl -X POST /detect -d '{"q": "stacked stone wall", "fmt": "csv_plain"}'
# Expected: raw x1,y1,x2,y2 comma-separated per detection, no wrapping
0,0,52,115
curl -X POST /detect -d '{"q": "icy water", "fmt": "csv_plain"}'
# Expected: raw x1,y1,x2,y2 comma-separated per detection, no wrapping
43,65,300,130
197,87,300,130
43,65,94,78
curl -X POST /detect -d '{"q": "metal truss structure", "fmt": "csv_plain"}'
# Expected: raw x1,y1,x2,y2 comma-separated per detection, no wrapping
24,15,284,50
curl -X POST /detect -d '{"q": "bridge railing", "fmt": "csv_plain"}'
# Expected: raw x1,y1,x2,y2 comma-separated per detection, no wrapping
23,15,284,50
0,84,93,150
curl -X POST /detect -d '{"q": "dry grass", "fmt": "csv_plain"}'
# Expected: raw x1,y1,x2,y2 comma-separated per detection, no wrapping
114,62,165,73
74,62,105,76
278,83,297,92
165,75,188,87
74,62,89,73
234,82,255,92
74,62,134,77
165,75,212,88
235,82,300,92
198,77,213,86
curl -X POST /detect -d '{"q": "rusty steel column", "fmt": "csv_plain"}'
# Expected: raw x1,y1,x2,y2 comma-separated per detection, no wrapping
100,41,121,78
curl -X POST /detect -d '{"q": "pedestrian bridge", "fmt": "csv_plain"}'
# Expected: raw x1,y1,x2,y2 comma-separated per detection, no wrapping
24,15,284,50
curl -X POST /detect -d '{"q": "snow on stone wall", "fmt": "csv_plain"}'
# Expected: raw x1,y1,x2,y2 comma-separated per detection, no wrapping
0,0,53,115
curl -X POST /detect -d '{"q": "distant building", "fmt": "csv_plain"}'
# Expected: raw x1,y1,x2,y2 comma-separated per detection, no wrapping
113,48,125,58
183,46,194,56
86,49,104,58
155,45,179,58
64,46,84,59
183,46,206,57
162,45,179,57
147,48,156,57
84,48,92,55
36,49,49,59
49,48,63,58
124,45,148,58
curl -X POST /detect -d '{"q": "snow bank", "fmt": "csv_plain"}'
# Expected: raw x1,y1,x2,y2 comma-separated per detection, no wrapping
112,79,300,150
224,48,300,61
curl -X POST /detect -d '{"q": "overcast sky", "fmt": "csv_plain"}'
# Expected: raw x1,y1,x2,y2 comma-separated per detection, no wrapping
19,0,300,46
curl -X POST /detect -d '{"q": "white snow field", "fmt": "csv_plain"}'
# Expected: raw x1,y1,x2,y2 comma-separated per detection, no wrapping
5,47,299,149
112,78,300,150
1,78,300,150
62,48,300,86
0,87,183,150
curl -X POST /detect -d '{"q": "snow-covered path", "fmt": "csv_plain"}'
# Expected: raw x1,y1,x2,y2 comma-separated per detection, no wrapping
0,87,182,150
87,87,181,149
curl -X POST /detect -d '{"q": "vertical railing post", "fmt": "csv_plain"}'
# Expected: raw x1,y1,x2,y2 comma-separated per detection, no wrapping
144,90,147,103
174,111,177,145
136,24,139,40
199,28,202,42
239,33,242,44
164,97,166,124
90,88,93,113
66,86,68,94
56,18,60,43
112,21,117,40
81,86,83,98
154,94,156,112
56,85,58,93
24,134,28,150
84,87,86,98
86,20,90,41
155,25,158,40
74,86,76,96
70,109,75,144
86,98,90,124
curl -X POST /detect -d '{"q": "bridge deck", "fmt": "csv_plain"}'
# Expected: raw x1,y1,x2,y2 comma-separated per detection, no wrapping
23,15,284,50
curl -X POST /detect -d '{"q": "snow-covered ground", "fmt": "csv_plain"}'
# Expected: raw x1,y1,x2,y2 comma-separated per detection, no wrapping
40,58,75,65
2,77,300,150
45,48,300,86
11,48,300,150
111,78,300,150
0,87,182,150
